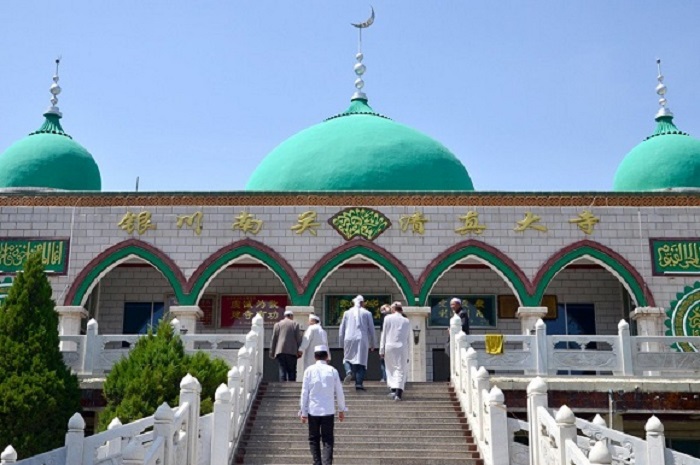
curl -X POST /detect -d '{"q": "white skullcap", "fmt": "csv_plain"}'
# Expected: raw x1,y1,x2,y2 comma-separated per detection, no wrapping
309,314,321,322
314,344,329,353
353,295,364,303
284,309,294,316
450,298,462,305
391,301,403,309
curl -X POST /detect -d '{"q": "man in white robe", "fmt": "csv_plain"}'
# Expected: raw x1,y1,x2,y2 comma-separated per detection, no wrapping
338,295,376,390
380,301,412,400
299,314,329,371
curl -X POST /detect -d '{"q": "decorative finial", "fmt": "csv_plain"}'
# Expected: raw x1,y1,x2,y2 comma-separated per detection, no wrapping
350,7,374,101
46,56,63,117
655,58,673,119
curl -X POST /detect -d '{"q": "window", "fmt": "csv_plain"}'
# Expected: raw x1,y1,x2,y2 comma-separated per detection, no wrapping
123,302,165,334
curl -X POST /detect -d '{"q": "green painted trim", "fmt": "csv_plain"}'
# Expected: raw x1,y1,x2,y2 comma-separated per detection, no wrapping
418,246,530,306
186,246,301,305
533,247,648,307
71,246,185,306
301,247,415,306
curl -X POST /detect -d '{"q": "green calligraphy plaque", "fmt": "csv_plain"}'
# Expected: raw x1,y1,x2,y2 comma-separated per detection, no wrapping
324,294,392,327
0,238,69,274
651,239,700,275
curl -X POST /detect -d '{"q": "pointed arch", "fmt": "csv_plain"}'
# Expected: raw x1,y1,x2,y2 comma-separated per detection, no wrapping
184,239,303,305
65,239,186,306
532,239,654,307
418,240,532,306
300,240,417,306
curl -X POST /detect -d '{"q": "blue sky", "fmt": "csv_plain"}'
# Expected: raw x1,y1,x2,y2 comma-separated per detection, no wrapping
2,2,700,192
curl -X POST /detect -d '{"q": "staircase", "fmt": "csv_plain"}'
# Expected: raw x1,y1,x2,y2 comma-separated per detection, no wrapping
235,381,483,465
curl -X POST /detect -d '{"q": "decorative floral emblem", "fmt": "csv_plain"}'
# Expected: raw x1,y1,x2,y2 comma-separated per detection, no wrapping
667,281,700,352
328,207,391,241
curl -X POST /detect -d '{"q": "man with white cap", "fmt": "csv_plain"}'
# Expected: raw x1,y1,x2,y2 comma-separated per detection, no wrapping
338,295,376,390
299,314,329,371
270,309,302,382
380,301,412,400
300,344,347,465
451,297,470,335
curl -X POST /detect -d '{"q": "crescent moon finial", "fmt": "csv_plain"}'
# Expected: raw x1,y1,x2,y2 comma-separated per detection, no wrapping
46,56,63,117
655,58,673,119
351,6,375,29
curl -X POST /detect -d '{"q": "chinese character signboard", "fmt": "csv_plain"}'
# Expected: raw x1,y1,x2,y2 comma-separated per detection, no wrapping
324,294,392,327
220,295,288,327
428,295,497,328
651,239,700,275
0,239,69,274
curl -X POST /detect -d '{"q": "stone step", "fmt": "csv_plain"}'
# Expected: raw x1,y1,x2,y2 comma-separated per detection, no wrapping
245,422,472,433
255,404,462,413
241,441,476,452
240,446,480,457
251,411,465,420
239,455,483,465
243,432,473,443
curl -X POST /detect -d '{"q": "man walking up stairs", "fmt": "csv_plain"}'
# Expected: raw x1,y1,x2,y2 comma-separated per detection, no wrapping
235,381,483,465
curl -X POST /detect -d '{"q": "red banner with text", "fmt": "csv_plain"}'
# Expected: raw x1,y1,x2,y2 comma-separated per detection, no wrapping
220,295,288,327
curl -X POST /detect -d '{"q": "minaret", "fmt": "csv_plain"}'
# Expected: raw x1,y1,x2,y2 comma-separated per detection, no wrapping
350,7,375,101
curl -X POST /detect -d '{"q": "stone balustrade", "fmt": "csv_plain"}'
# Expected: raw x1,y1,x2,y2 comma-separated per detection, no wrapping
3,314,265,465
449,315,700,378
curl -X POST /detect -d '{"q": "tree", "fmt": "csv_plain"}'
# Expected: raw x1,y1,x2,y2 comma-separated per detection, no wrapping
0,252,81,457
98,318,229,430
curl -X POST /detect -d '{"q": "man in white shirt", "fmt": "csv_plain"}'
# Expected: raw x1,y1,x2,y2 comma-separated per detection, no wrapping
300,345,347,465
379,301,412,401
338,295,376,390
299,314,329,371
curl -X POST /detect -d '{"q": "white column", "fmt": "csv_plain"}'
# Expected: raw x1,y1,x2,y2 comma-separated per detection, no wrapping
404,307,431,382
55,305,88,351
516,306,548,335
286,306,314,382
169,306,203,335
630,306,666,352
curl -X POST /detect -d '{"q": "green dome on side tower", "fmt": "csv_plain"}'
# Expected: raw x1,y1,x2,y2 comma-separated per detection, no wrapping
613,60,700,192
0,61,101,191
246,98,474,192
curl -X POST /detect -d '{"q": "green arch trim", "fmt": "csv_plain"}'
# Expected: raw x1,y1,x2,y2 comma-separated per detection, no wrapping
185,245,302,305
68,243,185,306
418,242,531,306
300,245,416,306
532,243,650,307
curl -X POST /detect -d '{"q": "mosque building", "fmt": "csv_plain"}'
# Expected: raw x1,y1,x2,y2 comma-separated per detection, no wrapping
1,25,700,453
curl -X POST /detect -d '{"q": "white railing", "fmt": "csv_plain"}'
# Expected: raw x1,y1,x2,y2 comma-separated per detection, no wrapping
60,318,251,376
450,316,700,377
449,314,700,465
2,314,265,465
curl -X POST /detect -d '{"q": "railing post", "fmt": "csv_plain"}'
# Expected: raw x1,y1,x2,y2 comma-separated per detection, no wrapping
617,320,634,376
527,377,548,465
106,418,123,457
534,319,548,376
245,331,258,395
179,374,201,465
238,347,251,406
487,386,510,465
83,319,100,375
589,440,613,465
1,446,17,465
252,313,264,379
555,405,577,464
154,403,174,465
455,332,468,392
645,415,666,464
228,366,242,439
56,306,88,352
211,384,233,465
450,314,461,378
65,413,85,465
464,347,478,414
474,367,489,442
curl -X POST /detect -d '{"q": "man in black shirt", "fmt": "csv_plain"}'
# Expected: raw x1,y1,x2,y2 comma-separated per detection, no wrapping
450,298,470,335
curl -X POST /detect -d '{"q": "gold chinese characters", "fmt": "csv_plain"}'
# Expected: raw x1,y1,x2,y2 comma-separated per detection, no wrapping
455,211,486,235
118,211,157,235
232,211,263,235
569,210,600,235
514,212,548,233
291,211,321,236
399,211,428,235
176,211,204,236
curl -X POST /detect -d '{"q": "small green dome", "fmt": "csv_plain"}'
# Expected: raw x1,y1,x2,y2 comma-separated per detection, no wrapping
613,115,700,191
0,113,101,191
246,99,474,191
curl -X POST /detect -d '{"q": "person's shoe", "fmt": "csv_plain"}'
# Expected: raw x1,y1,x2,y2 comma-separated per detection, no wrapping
394,396,402,401
387,392,396,398
355,386,366,391
343,373,353,384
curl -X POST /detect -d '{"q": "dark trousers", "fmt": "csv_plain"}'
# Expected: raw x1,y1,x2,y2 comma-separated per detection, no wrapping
308,414,335,465
343,361,366,387
276,353,297,382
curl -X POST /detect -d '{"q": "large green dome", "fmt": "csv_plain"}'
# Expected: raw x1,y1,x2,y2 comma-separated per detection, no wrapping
613,115,700,192
0,113,101,191
246,99,474,191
